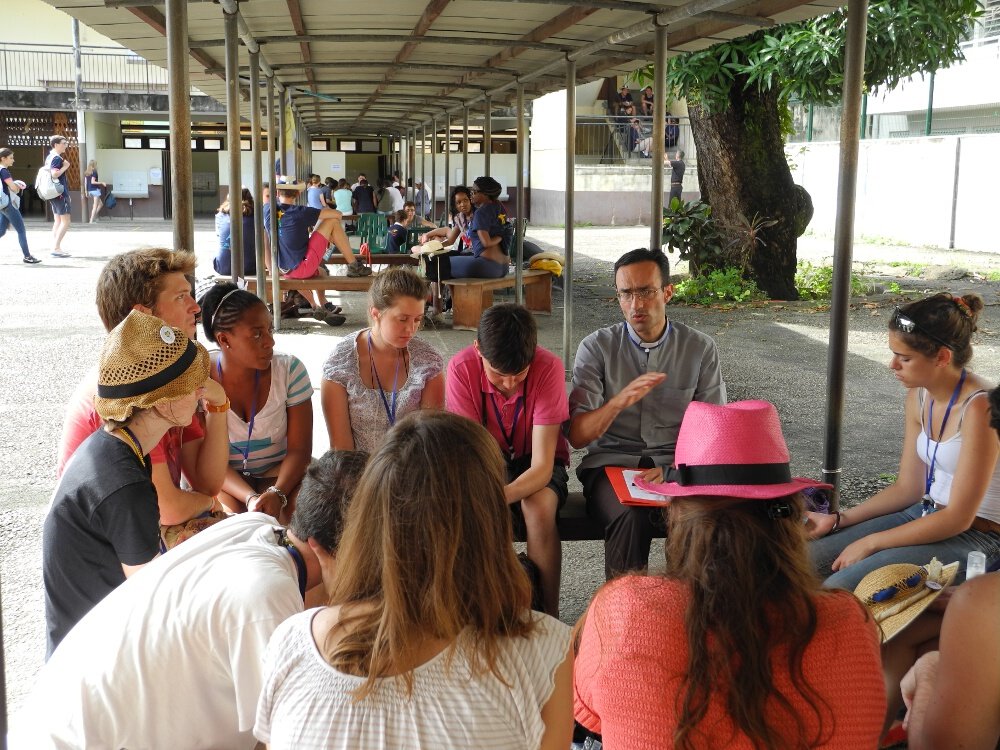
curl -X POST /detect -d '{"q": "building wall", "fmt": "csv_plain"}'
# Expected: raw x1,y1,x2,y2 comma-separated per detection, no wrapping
8,0,123,47
788,134,1000,252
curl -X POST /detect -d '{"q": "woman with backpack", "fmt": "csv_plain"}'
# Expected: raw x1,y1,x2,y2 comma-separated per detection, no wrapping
0,148,40,264
84,160,106,223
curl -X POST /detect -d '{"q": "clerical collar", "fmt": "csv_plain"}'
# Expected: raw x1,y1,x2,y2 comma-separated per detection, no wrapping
626,321,671,354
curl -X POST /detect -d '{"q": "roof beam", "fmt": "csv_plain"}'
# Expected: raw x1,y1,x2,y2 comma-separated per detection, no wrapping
194,34,575,52
354,0,453,125
126,6,220,75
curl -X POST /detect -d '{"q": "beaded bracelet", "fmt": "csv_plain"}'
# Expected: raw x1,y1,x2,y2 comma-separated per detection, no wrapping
266,486,289,508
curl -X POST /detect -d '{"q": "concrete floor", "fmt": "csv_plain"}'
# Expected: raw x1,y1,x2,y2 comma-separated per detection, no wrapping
2,216,998,720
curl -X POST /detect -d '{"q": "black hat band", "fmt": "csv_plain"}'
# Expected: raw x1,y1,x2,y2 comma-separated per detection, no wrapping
97,339,198,400
674,462,792,487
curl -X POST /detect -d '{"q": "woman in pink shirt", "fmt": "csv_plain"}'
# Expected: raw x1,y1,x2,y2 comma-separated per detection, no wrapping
574,400,886,749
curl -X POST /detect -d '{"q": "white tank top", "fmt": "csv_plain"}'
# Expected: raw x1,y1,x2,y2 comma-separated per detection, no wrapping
916,389,1000,524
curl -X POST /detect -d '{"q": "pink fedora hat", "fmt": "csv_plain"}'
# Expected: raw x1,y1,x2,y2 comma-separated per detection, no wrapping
635,400,832,500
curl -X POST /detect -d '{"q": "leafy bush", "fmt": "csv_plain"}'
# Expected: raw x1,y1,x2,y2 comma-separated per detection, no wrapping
661,199,724,272
795,262,866,299
674,268,763,305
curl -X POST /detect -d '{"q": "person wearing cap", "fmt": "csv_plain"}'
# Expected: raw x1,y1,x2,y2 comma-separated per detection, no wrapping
43,311,212,656
808,292,1000,591
264,179,371,313
57,248,232,539
615,84,634,115
446,303,569,616
573,400,886,749
19,450,367,750
568,247,726,579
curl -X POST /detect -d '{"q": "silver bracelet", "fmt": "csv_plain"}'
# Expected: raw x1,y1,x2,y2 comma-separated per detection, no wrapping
266,485,288,508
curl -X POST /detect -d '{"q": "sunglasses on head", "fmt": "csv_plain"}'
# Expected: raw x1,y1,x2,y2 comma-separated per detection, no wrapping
891,307,952,351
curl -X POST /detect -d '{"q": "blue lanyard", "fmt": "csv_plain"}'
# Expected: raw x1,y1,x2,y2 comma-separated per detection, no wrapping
218,358,259,476
368,331,403,427
923,368,967,509
482,372,527,461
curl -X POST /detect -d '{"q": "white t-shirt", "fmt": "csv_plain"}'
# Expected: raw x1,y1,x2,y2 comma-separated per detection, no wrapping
13,514,304,750
255,609,570,750
389,185,405,212
219,352,314,477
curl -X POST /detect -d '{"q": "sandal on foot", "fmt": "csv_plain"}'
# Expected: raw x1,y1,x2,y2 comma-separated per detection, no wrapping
50,250,71,258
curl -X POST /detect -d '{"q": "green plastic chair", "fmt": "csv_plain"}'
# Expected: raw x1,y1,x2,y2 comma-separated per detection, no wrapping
357,213,388,253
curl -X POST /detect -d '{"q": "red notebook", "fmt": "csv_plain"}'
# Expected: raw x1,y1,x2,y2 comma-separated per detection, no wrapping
605,466,671,507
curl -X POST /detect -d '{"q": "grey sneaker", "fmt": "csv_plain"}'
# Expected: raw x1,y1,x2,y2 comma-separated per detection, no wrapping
323,313,347,327
346,261,372,277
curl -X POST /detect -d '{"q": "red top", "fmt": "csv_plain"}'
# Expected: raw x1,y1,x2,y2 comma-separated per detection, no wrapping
574,575,885,749
57,367,204,483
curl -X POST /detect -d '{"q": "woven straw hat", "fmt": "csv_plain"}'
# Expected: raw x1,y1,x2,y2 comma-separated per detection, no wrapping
853,558,959,642
275,177,306,192
635,400,832,499
95,310,210,423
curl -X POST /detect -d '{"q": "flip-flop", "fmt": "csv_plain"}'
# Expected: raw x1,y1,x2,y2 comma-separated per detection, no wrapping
50,250,71,258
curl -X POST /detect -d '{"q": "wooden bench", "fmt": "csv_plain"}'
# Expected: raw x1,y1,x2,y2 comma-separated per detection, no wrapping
244,275,374,294
511,492,667,543
327,253,418,267
443,269,552,331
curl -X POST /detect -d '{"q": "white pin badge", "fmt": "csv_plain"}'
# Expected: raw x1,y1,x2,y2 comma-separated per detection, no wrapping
159,325,176,344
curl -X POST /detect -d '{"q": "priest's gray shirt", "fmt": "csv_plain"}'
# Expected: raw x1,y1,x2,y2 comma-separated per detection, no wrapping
569,320,726,475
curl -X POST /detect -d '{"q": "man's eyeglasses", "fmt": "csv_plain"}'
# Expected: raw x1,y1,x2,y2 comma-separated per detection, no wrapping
891,307,952,351
615,287,663,302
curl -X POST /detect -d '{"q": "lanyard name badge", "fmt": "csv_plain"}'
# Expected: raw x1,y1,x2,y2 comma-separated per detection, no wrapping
218,359,259,477
922,368,967,516
481,371,528,462
369,331,402,427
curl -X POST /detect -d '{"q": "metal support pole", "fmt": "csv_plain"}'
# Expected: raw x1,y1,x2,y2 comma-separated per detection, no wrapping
249,50,265,297
444,113,451,220
72,19,88,224
924,71,935,136
515,82,526,304
806,103,815,142
563,58,576,370
860,93,868,140
431,118,437,222
822,0,869,501
278,89,288,177
421,124,427,217
266,76,281,329
650,24,667,252
462,107,469,184
224,8,243,284
484,95,492,175
408,129,415,195
166,0,194,251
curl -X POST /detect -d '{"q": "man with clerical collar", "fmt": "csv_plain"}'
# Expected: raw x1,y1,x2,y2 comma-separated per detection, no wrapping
568,248,726,579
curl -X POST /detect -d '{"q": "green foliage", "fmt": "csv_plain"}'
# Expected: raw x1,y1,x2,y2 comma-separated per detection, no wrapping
636,0,981,113
660,199,725,270
795,262,866,299
674,268,764,305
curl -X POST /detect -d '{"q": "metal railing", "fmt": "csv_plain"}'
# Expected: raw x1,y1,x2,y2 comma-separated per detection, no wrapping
575,114,693,166
0,43,170,94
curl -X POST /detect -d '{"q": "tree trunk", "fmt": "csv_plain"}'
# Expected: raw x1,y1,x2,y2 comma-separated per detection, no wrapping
689,84,812,300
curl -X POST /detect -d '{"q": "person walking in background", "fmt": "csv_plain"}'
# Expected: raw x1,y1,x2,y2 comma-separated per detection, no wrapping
47,135,73,258
0,147,40,264
84,160,106,224
351,176,376,215
668,149,685,207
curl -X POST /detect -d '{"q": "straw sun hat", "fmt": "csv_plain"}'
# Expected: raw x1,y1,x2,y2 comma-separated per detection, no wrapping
853,558,959,642
94,310,210,423
635,400,832,500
